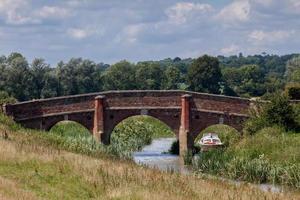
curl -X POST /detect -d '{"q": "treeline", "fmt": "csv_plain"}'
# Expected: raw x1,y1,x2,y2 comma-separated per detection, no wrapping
0,52,299,102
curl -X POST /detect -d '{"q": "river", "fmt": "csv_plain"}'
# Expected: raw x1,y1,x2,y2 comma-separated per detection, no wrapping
133,137,189,174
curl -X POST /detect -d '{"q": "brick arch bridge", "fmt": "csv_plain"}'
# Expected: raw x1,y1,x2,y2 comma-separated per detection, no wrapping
3,90,251,155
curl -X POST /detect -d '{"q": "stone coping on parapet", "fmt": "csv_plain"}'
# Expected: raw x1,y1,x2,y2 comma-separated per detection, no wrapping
7,90,252,106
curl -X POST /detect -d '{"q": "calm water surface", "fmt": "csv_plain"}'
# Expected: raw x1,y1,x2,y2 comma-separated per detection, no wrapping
133,138,189,174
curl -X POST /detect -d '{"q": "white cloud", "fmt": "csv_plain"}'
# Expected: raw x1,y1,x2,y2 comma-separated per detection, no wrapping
166,2,213,24
115,24,145,44
0,0,38,25
253,0,274,7
286,0,300,14
35,6,71,19
216,0,251,23
248,30,295,44
67,28,94,39
221,44,240,55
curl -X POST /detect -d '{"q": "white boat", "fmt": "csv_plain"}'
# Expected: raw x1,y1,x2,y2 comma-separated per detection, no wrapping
198,133,224,151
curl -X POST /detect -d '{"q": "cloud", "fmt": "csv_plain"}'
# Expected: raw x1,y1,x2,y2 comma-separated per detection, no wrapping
67,27,104,39
248,30,295,44
285,0,300,14
166,2,213,24
216,0,251,23
221,44,240,55
0,0,39,25
67,28,93,39
35,6,72,19
114,24,146,44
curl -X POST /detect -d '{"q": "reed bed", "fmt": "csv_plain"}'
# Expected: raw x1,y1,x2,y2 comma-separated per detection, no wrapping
193,126,300,189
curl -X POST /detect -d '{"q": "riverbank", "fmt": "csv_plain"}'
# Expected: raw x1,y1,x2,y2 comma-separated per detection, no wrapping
192,125,300,190
0,114,299,199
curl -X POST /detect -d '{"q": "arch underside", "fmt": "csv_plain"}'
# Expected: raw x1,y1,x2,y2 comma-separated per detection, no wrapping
190,110,246,140
101,108,181,144
18,112,94,133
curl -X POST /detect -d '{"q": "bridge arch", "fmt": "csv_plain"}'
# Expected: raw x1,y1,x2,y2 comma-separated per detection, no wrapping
48,120,91,137
102,109,180,144
109,115,176,148
43,112,94,133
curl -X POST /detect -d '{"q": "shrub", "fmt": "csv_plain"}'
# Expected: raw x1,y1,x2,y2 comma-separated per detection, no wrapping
244,93,299,134
110,117,153,154
168,140,179,155
285,83,300,100
0,91,16,112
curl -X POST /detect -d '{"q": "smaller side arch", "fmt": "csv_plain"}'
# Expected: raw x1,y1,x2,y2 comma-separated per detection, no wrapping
44,112,94,133
194,124,241,147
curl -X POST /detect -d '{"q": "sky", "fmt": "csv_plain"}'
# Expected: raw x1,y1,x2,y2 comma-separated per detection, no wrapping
0,0,299,65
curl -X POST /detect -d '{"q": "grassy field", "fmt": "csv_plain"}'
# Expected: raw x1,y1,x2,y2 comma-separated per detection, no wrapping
0,115,299,199
193,125,300,189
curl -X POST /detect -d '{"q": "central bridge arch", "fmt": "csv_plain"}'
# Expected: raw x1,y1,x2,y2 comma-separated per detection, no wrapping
4,90,251,155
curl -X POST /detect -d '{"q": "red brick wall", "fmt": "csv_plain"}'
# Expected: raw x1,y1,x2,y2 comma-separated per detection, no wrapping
4,90,251,144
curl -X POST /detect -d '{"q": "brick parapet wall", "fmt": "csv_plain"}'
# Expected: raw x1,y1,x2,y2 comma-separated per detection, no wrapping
5,90,252,121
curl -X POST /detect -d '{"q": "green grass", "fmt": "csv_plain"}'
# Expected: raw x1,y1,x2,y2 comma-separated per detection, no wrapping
193,126,300,189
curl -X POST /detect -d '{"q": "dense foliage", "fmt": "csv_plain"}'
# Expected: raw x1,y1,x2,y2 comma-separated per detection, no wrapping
0,52,299,101
245,94,300,134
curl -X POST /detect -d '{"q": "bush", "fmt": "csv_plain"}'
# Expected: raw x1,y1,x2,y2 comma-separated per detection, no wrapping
110,117,153,154
285,83,300,100
0,91,16,112
244,94,299,134
168,140,179,155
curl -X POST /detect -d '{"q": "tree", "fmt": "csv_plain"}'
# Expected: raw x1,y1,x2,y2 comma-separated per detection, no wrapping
103,60,136,90
41,71,59,98
187,55,222,94
30,58,52,99
162,66,181,90
285,56,300,83
135,62,163,90
5,53,32,101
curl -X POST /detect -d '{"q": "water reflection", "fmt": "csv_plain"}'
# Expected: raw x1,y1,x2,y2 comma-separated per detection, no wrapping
133,138,189,174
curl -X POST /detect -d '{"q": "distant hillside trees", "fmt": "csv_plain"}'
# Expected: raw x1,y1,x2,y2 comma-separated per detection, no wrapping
187,55,222,94
0,52,299,101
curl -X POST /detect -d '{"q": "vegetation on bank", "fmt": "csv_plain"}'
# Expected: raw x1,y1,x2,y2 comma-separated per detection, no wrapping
2,114,298,199
192,94,300,189
48,115,175,158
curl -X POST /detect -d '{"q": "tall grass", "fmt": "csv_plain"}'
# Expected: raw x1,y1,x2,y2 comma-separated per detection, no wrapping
193,126,300,189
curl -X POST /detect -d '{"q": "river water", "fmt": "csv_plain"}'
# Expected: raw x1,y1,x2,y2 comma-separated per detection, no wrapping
133,138,189,174
133,137,283,193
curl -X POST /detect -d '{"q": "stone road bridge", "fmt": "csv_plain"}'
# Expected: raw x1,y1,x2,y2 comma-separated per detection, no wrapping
4,90,251,155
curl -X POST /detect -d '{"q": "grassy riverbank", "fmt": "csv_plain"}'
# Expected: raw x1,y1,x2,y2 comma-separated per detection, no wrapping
193,125,300,189
0,114,299,199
